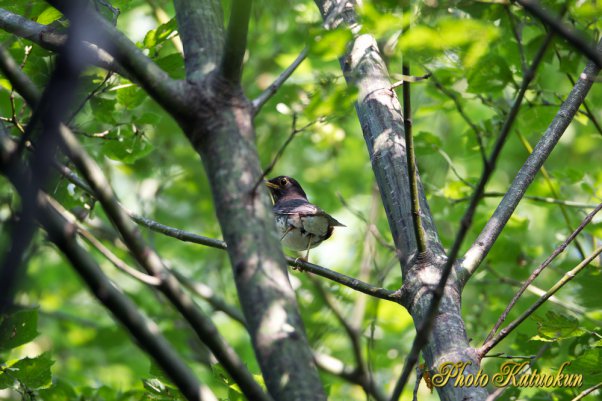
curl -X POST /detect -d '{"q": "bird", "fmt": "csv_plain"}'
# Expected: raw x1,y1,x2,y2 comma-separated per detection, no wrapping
265,175,345,263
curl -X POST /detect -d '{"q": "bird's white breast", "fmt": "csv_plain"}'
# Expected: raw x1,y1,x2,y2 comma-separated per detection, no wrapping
274,215,327,251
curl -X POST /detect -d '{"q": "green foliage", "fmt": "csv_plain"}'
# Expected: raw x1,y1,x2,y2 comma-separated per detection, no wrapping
0,0,601,400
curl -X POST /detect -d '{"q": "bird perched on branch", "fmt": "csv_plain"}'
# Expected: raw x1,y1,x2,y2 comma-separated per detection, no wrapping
266,176,345,263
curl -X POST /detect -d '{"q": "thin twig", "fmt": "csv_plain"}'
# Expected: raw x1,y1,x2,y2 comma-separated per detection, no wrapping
252,47,308,115
390,29,556,401
515,0,602,68
68,71,113,123
428,70,487,166
402,63,427,254
479,245,602,357
461,38,602,281
452,192,600,209
516,131,586,258
571,382,602,401
389,72,431,90
252,114,324,192
483,203,602,344
46,195,162,286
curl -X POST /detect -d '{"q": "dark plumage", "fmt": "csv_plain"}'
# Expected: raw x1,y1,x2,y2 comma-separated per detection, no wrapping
266,176,345,260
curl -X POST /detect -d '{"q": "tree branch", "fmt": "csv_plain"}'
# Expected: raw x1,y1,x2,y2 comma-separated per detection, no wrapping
0,7,128,76
3,47,270,401
57,125,271,401
452,192,600,209
0,130,215,401
402,63,427,254
478,245,602,357
461,38,602,282
571,382,602,401
46,0,189,120
53,159,399,302
0,43,41,106
220,0,253,83
515,0,602,68
483,203,602,345
252,47,308,115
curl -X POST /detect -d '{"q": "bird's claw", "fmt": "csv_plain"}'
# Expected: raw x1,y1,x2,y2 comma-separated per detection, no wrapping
292,257,307,272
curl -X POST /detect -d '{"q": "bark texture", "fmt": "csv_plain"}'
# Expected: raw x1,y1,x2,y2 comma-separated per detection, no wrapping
315,1,488,400
173,1,327,399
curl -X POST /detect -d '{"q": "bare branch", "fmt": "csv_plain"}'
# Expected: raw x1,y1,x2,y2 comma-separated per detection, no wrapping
452,192,599,209
47,0,189,119
252,47,309,115
0,43,41,106
0,7,128,76
220,0,253,83
483,203,602,345
479,245,602,357
515,0,602,68
3,45,271,401
571,382,602,401
52,159,398,302
402,63,427,254
461,38,602,281
0,132,215,401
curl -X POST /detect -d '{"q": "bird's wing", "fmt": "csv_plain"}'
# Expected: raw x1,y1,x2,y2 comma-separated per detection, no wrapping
273,198,320,215
274,199,345,227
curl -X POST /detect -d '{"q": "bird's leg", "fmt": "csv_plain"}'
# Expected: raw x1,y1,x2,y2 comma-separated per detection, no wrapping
280,225,294,241
292,235,313,272
304,235,312,261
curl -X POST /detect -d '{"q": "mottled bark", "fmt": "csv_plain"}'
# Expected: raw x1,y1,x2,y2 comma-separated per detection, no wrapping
314,1,488,400
173,1,327,399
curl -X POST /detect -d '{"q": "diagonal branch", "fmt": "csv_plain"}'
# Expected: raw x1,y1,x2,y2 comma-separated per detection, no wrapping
402,63,427,254
46,0,189,120
220,0,253,83
515,0,602,68
0,7,128,76
252,47,309,115
0,130,214,401
448,30,554,286
483,203,602,345
53,158,400,302
479,245,602,357
2,47,271,401
461,38,602,282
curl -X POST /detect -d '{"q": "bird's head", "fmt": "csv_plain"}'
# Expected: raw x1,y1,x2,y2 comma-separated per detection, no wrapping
265,176,308,202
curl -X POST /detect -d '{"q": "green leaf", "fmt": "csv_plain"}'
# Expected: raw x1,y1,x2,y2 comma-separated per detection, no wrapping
0,309,39,352
36,6,62,24
116,85,146,109
0,353,53,390
37,379,77,401
143,18,178,49
533,311,587,341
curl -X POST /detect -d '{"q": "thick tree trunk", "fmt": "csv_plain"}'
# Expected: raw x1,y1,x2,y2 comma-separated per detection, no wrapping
173,1,327,399
185,79,327,401
314,1,488,400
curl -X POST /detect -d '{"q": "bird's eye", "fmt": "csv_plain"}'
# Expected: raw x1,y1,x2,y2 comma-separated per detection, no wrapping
280,178,288,186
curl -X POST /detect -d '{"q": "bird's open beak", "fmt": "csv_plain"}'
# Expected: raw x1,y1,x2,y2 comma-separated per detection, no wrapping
265,181,279,189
